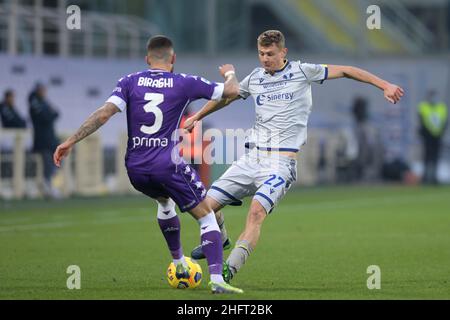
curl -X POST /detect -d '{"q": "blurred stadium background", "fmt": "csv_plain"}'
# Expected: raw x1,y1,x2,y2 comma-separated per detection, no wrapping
0,0,449,198
0,0,449,300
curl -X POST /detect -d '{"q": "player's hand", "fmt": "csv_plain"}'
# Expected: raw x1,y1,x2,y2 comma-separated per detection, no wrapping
384,83,404,104
219,64,235,78
183,116,198,133
53,140,74,168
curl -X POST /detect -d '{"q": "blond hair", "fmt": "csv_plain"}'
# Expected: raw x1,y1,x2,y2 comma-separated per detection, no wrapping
257,30,285,48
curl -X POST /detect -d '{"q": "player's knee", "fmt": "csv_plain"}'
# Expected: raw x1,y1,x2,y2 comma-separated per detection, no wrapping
206,195,223,212
190,200,213,218
156,197,170,205
248,207,267,226
156,197,174,210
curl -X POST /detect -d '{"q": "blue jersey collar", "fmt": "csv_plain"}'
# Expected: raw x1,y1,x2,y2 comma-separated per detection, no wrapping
264,60,289,75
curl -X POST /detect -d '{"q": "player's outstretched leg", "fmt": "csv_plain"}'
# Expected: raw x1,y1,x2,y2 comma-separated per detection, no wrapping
191,210,232,259
156,197,190,278
189,201,243,294
224,200,267,283
191,197,232,260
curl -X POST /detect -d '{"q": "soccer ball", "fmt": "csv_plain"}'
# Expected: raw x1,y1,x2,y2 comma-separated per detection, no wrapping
166,257,202,289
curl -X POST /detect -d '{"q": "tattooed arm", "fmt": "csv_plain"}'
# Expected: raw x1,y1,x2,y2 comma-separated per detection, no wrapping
53,102,120,167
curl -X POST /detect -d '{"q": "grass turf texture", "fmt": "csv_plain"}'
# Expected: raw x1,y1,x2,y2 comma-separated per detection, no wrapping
1,185,449,299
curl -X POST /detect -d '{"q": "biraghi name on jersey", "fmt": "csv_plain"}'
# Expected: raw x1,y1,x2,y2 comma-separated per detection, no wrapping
137,77,174,88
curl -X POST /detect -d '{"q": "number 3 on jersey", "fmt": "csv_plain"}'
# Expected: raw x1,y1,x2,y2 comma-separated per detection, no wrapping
140,93,163,135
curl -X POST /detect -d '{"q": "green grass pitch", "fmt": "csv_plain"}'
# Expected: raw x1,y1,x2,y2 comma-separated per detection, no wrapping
1,185,449,299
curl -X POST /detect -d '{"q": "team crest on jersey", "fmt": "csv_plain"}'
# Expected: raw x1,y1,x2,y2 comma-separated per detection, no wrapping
283,73,294,80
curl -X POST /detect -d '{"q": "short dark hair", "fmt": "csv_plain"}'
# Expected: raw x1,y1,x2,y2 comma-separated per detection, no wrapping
257,30,285,48
147,35,174,61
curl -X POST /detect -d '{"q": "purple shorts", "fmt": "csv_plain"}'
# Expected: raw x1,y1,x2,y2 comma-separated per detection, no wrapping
127,162,206,212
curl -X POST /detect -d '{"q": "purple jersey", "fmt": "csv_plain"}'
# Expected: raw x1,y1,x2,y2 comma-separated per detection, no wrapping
106,69,224,173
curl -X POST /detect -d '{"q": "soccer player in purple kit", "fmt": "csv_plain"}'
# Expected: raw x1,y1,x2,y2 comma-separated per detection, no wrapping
53,35,244,294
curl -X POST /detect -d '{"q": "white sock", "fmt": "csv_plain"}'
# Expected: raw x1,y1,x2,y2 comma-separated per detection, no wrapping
173,256,189,268
197,211,221,235
157,198,177,220
211,274,225,283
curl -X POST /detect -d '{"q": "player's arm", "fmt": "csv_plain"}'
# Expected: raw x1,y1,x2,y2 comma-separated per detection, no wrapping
220,64,240,99
53,102,120,167
184,96,241,132
327,65,404,104
184,64,240,132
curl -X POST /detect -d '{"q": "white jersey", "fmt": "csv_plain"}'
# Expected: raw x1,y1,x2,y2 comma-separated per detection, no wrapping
239,60,328,152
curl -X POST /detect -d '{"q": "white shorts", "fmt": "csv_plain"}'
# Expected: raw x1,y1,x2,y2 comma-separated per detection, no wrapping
207,149,297,214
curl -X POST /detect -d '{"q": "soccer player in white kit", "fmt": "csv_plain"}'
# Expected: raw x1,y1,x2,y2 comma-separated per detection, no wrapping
184,30,404,283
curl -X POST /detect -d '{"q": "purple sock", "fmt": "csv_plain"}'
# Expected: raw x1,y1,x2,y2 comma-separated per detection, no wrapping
201,230,223,275
158,216,183,259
